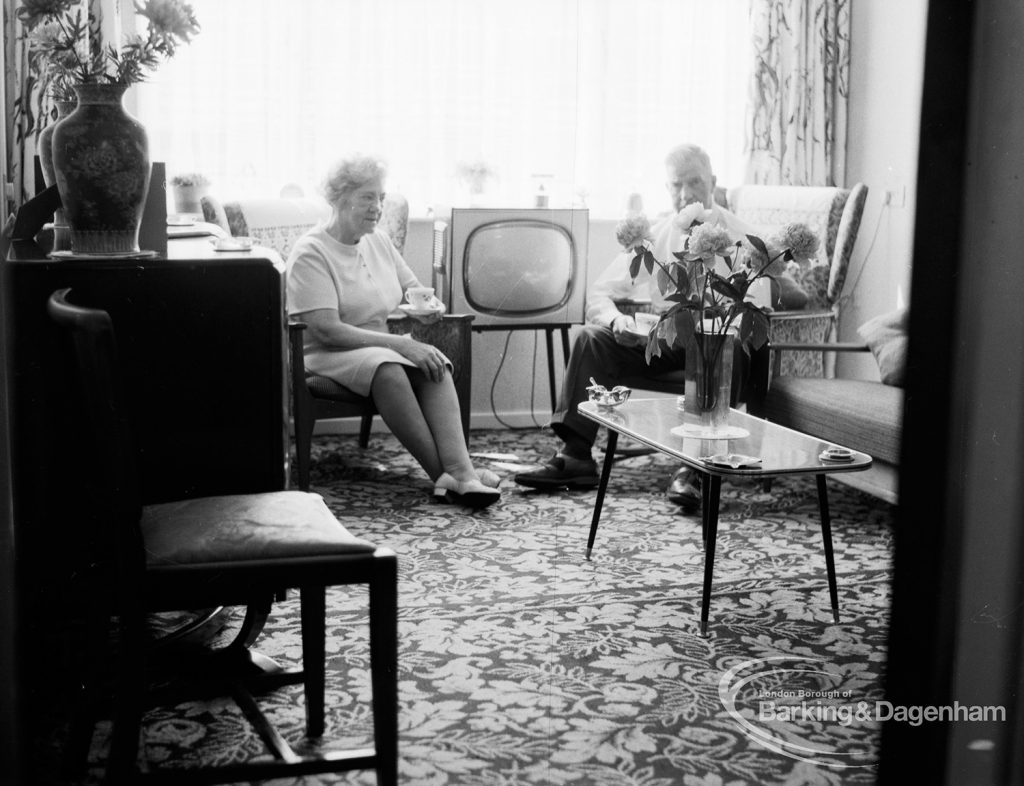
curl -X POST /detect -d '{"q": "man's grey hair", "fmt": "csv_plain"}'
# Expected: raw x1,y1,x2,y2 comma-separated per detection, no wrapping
321,155,387,205
664,143,713,177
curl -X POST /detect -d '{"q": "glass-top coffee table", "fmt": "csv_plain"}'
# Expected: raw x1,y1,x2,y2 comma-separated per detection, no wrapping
579,397,873,636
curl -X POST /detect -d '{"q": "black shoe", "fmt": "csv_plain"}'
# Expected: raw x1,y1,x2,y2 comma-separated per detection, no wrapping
514,452,600,490
666,467,701,512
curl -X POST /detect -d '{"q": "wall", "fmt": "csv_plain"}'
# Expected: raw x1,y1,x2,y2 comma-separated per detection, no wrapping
842,0,929,379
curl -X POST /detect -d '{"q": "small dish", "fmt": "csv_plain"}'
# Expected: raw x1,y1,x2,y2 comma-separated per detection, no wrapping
820,446,854,462
701,453,763,469
398,302,446,317
212,236,254,252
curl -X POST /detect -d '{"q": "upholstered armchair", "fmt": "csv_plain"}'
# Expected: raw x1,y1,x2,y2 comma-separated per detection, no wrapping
202,192,409,258
726,183,869,378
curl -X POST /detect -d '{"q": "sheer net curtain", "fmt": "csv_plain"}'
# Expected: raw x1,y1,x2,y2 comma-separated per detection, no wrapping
135,0,750,217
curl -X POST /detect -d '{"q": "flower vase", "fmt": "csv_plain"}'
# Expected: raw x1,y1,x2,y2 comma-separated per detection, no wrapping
683,329,735,435
38,99,77,251
51,83,151,255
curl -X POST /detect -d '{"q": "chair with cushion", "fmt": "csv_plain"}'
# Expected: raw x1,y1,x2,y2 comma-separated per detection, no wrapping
726,182,869,378
202,192,409,259
201,191,472,486
48,287,398,784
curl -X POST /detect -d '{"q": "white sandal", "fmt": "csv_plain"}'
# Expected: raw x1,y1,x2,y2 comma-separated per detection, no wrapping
433,472,501,508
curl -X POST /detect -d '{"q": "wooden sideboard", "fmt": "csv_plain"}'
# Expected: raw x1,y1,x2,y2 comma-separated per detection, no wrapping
3,237,289,609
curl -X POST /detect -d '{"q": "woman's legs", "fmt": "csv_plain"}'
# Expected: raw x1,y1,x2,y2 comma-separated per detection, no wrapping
369,363,478,484
370,364,445,481
407,371,477,482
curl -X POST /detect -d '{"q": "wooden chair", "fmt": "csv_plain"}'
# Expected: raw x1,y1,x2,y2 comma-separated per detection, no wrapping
289,314,474,491
48,288,398,785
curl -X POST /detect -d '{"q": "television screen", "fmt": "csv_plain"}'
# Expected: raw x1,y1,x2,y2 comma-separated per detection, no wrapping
444,208,589,327
463,220,573,315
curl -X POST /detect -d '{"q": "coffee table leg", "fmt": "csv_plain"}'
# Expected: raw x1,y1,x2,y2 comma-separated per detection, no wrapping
816,474,841,623
586,430,618,560
699,473,722,637
701,472,711,549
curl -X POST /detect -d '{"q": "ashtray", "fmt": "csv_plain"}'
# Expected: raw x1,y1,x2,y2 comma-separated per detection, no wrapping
586,378,632,409
819,446,855,463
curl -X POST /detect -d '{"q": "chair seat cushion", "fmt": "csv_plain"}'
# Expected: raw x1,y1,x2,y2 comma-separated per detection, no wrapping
764,377,903,464
141,491,375,567
306,373,368,402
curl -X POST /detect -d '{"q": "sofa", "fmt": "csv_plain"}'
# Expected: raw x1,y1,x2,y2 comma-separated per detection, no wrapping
756,308,907,504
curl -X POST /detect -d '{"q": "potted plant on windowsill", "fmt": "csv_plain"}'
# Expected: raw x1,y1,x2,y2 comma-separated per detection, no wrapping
169,172,211,218
17,0,200,255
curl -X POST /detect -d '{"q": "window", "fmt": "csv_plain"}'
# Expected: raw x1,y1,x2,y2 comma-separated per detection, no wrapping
137,0,750,216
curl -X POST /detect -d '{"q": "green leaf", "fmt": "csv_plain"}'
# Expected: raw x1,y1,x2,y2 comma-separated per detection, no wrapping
708,273,743,302
746,234,768,256
655,263,673,295
643,249,657,276
628,251,642,280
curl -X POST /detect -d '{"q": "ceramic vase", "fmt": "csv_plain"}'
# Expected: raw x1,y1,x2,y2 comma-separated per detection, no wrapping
51,83,151,255
38,99,77,251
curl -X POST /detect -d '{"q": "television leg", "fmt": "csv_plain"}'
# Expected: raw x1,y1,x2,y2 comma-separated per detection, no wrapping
545,328,558,413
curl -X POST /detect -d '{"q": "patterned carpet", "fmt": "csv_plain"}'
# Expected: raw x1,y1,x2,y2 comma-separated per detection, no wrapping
49,427,894,785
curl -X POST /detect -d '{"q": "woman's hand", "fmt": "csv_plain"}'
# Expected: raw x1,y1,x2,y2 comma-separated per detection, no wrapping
397,338,450,382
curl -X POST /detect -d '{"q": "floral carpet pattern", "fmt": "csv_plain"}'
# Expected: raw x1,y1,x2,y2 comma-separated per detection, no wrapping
63,428,894,785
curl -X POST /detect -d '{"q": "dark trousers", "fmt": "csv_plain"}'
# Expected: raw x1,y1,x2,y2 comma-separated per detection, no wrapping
550,324,759,449
550,325,687,447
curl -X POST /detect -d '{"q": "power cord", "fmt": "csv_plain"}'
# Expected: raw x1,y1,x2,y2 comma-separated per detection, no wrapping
488,329,548,430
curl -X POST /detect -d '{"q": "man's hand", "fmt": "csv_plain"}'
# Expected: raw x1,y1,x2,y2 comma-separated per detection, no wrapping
611,315,646,347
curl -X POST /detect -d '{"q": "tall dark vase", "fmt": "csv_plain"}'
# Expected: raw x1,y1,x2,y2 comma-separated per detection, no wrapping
38,99,77,251
51,83,151,255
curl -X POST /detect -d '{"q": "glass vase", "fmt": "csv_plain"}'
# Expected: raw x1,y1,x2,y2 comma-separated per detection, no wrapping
683,328,735,434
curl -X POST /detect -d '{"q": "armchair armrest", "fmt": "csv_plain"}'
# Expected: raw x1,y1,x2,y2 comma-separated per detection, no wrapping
770,341,869,353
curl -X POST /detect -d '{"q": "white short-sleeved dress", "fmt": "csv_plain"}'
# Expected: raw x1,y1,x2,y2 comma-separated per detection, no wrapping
286,226,425,396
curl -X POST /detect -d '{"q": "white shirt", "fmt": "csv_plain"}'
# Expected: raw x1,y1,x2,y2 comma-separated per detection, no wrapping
585,203,756,328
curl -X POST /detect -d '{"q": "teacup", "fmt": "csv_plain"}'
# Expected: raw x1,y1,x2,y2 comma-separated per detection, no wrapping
405,286,435,310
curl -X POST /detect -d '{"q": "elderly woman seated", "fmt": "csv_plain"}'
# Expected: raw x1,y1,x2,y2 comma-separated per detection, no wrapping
286,154,500,507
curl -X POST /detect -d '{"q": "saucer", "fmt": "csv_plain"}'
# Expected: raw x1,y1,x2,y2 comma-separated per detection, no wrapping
212,236,254,251
671,424,750,440
398,302,446,317
48,249,158,260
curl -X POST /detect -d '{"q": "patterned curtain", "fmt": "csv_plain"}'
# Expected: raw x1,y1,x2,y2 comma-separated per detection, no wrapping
2,0,124,210
744,0,850,186
3,0,42,209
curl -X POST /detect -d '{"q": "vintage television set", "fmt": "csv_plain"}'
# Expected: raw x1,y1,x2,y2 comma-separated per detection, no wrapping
435,208,590,329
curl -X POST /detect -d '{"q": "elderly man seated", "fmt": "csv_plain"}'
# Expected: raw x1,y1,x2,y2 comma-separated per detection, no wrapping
514,143,807,511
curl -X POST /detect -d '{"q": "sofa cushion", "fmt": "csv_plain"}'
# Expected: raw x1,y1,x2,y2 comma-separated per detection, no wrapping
763,377,903,464
857,308,908,386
